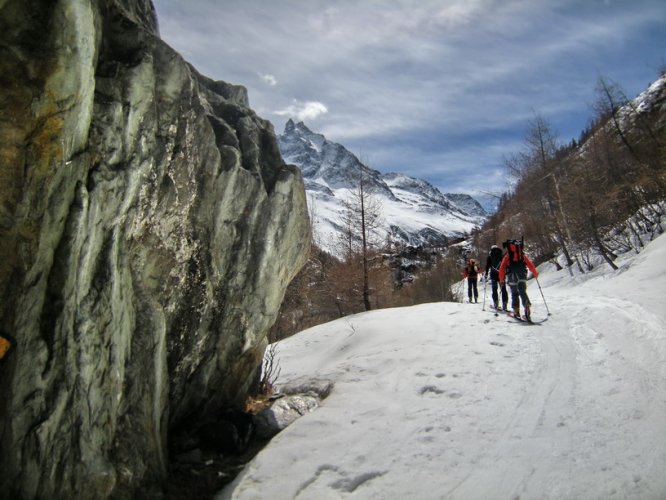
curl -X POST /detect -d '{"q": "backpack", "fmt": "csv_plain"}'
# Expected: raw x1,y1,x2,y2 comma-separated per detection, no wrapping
489,246,503,268
504,239,523,263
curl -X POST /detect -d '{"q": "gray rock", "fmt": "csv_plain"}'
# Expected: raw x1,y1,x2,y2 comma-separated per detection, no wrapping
0,1,310,498
281,377,335,399
254,394,321,439
253,377,334,438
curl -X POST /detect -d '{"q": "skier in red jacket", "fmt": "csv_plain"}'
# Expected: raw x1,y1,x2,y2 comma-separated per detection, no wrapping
499,240,538,321
463,258,480,303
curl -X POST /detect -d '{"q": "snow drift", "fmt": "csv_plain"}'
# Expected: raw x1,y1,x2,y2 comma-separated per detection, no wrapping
219,233,666,499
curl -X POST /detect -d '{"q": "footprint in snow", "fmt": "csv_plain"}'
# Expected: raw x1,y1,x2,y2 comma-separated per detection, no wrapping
419,385,445,395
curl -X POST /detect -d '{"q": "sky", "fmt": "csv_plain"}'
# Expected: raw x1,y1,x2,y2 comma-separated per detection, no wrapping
151,0,666,204
216,231,666,499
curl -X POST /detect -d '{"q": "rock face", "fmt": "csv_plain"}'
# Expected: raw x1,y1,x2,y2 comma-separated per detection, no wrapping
0,1,310,498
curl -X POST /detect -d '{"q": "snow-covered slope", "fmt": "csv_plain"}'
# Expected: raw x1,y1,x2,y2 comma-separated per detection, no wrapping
219,232,666,500
618,72,666,124
279,120,486,255
578,73,666,158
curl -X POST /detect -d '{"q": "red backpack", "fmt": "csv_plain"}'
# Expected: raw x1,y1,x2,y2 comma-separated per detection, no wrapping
505,239,523,263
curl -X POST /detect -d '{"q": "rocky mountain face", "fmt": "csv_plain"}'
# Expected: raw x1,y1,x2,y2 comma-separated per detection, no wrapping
278,120,486,254
279,119,397,198
0,1,310,498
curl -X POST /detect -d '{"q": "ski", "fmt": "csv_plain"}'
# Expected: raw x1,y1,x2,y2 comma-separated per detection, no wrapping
487,304,508,317
485,305,549,324
507,312,549,324
507,312,528,323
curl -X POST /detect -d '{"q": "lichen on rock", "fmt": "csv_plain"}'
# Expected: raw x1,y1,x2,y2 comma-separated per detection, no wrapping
0,1,310,498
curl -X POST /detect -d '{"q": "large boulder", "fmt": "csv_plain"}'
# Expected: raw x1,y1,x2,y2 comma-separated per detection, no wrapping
0,0,310,498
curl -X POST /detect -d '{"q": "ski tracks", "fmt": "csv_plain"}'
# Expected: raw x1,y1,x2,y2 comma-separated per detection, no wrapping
561,293,666,499
447,310,578,499
450,288,666,499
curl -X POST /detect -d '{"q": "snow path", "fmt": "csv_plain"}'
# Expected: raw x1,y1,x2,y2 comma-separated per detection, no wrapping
219,235,666,500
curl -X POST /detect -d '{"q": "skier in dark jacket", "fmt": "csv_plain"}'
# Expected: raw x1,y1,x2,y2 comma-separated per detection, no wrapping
485,245,508,310
499,240,539,320
463,258,480,303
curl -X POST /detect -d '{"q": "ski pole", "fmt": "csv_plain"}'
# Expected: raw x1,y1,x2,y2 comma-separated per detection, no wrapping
535,277,550,315
482,274,487,310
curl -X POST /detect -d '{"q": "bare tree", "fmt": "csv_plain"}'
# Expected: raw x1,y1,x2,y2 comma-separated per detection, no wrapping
500,112,580,269
563,131,620,270
337,162,383,311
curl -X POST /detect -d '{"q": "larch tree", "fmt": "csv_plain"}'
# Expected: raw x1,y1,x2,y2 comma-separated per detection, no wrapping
337,162,383,311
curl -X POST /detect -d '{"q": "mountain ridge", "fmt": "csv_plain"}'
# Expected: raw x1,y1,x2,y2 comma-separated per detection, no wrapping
278,119,486,255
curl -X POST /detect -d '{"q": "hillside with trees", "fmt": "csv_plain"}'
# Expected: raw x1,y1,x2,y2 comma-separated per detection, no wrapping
473,73,666,271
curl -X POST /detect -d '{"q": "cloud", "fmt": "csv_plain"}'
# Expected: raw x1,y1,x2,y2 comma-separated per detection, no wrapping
258,73,277,86
275,100,328,121
152,0,666,197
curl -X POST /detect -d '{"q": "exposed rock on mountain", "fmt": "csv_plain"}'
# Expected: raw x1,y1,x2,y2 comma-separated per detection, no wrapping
278,120,486,255
279,119,396,198
0,1,310,498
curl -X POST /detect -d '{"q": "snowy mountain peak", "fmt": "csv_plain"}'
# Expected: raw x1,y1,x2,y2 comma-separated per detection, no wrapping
382,173,486,218
278,122,487,255
284,119,325,149
279,121,395,195
282,120,327,155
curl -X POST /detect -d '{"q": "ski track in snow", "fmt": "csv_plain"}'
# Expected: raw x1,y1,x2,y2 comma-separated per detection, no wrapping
219,236,666,500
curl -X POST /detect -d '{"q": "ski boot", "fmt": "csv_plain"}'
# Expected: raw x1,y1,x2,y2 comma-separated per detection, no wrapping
524,305,531,322
513,307,520,318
